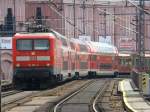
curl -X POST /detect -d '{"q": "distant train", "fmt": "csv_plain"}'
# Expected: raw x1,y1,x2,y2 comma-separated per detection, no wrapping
118,53,132,75
12,30,119,88
118,52,150,74
132,53,150,72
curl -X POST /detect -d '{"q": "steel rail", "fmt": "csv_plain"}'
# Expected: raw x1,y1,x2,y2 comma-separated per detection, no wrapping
92,81,109,112
1,91,39,112
2,83,13,92
2,90,23,98
53,80,94,112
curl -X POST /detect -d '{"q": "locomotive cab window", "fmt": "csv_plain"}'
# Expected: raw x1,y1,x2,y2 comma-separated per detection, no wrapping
16,39,49,50
17,39,32,50
34,39,49,50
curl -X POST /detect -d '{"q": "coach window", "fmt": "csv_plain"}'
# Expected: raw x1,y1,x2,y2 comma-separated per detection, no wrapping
145,58,149,67
17,39,32,50
92,55,97,61
123,59,126,65
120,59,123,65
70,42,75,50
120,58,125,65
144,59,147,67
147,59,149,67
136,59,139,67
149,59,150,67
126,59,131,66
34,39,49,50
80,45,87,52
148,59,150,67
128,59,132,66
61,38,67,46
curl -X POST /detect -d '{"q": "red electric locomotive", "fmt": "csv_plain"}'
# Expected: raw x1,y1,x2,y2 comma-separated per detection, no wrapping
13,31,74,88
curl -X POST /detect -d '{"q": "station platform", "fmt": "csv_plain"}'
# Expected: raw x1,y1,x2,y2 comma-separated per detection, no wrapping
119,79,150,112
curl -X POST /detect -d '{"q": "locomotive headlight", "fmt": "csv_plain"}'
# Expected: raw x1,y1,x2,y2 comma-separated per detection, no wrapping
46,64,50,66
32,64,35,67
16,64,20,67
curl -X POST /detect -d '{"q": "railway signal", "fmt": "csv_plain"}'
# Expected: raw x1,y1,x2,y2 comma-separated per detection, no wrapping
142,73,150,95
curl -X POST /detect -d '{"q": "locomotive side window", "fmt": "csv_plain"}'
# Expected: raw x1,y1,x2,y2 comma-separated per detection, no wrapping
17,39,32,50
34,39,49,50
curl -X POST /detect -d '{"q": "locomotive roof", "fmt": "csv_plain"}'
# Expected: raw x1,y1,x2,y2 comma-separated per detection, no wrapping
14,32,55,38
14,30,68,40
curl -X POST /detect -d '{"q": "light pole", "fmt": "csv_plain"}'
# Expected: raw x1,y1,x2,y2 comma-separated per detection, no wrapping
104,9,107,38
82,0,86,34
73,0,76,38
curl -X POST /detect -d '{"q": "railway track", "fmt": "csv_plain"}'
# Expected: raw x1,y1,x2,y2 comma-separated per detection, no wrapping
53,79,109,112
94,79,125,112
2,79,125,112
2,91,39,112
2,83,13,92
2,80,90,112
2,90,23,98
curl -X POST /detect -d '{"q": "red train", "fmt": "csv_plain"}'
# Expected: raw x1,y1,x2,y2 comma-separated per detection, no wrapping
118,53,132,75
12,30,119,88
118,53,150,75
87,41,118,77
131,53,150,72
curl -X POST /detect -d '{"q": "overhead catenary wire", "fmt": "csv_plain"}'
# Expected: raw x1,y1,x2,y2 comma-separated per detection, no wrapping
126,0,150,15
95,0,150,39
93,0,147,28
72,0,139,39
48,0,83,34
88,0,140,35
95,7,139,34
48,0,140,38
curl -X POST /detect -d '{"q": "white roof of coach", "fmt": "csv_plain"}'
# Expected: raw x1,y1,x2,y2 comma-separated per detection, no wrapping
70,38,86,45
88,41,118,54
